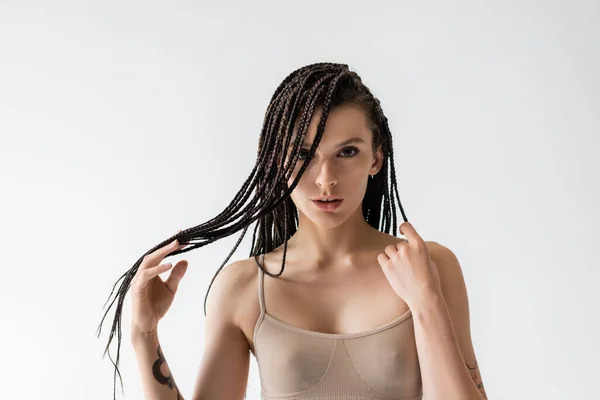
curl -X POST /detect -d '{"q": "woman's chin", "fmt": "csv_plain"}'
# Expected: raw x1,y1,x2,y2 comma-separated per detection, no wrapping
306,212,351,229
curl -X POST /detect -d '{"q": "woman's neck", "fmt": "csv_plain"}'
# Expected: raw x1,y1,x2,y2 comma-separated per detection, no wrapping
285,211,381,267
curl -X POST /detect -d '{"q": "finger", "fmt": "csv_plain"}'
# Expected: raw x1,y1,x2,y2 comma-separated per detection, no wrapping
170,229,185,245
141,239,180,269
376,252,390,265
142,262,173,280
165,260,188,294
383,244,398,259
399,222,422,244
173,229,192,250
133,262,172,292
395,238,409,250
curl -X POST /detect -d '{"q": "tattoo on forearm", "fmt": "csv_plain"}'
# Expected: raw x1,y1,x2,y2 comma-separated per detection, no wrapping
152,345,183,400
465,359,488,399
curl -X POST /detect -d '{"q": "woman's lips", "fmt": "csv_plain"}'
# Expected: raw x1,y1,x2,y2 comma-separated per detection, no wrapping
311,199,343,211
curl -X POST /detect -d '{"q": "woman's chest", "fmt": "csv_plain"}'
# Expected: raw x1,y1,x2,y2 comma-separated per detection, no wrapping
253,311,422,399
239,265,411,358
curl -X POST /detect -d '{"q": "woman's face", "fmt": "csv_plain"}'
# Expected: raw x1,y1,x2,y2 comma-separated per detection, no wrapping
286,103,383,228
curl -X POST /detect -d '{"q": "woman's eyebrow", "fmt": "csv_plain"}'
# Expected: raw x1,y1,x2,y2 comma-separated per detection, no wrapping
302,136,366,147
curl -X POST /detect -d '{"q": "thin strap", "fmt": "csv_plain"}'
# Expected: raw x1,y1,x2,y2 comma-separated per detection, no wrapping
256,255,266,316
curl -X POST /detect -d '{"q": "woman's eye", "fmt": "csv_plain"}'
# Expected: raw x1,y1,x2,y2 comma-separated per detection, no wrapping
298,147,359,160
340,147,359,157
298,149,310,160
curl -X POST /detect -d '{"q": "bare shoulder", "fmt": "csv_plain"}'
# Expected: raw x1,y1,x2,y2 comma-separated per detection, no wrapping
205,257,259,323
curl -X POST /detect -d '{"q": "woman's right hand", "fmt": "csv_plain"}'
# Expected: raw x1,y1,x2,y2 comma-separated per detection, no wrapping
130,230,189,338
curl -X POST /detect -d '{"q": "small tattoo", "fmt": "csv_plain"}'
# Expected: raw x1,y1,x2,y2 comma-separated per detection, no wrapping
465,359,488,399
152,345,183,400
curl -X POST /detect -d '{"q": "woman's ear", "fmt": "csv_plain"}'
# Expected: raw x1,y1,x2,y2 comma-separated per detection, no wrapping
370,144,384,175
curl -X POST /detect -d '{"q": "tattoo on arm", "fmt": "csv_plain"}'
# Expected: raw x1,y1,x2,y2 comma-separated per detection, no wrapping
152,345,183,400
465,359,488,399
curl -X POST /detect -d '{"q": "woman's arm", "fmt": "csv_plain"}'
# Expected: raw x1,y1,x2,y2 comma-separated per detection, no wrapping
132,329,185,400
413,243,487,400
412,293,485,399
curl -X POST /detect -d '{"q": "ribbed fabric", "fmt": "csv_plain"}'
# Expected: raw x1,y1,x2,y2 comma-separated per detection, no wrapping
253,266,423,400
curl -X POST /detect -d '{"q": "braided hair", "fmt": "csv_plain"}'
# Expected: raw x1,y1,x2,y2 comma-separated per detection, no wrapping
96,62,409,398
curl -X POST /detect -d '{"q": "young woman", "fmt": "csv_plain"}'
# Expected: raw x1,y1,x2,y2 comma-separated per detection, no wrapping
98,62,488,400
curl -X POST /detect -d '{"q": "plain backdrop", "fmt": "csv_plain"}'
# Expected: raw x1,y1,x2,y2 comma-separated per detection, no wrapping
1,1,599,399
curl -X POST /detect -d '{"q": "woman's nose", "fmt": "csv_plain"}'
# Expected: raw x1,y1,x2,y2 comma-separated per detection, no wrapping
315,162,339,188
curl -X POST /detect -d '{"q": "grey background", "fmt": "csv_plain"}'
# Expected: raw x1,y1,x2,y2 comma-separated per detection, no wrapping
1,1,598,399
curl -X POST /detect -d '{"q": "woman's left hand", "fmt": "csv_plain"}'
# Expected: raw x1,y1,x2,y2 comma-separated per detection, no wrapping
376,222,442,310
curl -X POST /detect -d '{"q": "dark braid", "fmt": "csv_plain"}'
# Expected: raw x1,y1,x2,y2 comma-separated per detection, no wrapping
96,62,409,399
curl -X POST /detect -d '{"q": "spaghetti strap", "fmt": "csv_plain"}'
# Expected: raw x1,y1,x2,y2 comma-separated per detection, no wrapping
255,255,266,316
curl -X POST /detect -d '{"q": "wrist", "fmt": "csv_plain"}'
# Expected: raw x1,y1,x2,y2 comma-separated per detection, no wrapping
409,289,446,315
130,327,159,345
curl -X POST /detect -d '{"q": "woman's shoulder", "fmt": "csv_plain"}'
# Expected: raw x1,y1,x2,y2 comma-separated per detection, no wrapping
215,257,260,293
204,257,262,335
206,258,260,309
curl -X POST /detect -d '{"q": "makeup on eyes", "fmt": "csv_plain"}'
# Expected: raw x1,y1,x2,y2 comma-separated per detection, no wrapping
298,146,360,160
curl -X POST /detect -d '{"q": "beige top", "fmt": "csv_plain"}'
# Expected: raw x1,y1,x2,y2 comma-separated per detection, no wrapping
253,266,423,400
